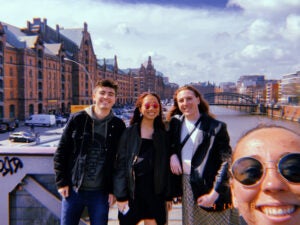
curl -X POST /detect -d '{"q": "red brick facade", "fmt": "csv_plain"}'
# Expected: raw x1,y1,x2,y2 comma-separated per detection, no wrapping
0,18,178,121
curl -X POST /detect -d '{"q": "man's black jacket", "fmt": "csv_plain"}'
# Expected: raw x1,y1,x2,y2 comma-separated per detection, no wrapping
53,110,126,193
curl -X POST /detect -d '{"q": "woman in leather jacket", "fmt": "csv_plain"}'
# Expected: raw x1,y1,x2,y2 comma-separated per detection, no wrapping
113,92,171,225
166,85,238,225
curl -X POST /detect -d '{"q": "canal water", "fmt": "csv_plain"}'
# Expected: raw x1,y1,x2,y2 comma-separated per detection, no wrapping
210,106,300,148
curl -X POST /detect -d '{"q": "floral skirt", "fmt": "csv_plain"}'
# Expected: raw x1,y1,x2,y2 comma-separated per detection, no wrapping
182,174,240,225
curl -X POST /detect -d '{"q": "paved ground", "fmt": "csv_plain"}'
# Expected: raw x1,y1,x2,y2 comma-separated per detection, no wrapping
107,204,183,224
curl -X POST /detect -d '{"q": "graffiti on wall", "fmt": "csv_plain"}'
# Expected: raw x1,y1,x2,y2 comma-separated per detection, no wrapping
0,156,23,176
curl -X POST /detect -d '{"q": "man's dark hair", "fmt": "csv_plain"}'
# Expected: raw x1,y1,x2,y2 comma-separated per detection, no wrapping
94,79,118,94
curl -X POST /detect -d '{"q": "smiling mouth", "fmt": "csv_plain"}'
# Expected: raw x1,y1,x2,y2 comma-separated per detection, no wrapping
260,206,296,216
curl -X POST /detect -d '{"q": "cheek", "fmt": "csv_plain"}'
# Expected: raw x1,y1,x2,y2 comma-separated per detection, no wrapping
289,186,300,198
232,182,259,208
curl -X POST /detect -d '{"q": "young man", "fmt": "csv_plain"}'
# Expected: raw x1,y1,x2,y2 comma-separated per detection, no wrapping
54,79,126,225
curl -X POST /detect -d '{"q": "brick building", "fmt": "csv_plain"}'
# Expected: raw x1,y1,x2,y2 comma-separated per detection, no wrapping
0,18,177,121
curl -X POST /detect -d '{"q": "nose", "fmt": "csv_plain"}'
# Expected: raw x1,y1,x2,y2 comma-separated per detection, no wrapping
261,163,289,193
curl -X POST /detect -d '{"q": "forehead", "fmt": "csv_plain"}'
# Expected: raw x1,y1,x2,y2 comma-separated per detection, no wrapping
142,95,158,103
177,89,195,99
96,86,115,94
234,128,300,160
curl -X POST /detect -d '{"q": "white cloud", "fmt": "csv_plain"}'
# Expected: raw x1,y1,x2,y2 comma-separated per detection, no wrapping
239,19,277,41
1,0,300,85
281,14,300,42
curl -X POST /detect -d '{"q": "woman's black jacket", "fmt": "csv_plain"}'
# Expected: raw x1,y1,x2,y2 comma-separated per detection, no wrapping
168,113,232,211
113,123,170,201
53,110,126,193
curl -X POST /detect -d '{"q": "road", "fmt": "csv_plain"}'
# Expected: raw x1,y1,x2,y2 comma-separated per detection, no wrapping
0,124,63,148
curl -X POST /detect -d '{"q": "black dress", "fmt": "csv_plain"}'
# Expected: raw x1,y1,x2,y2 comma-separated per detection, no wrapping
118,138,167,225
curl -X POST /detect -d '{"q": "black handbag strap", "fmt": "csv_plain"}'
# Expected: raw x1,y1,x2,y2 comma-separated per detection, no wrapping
180,117,201,148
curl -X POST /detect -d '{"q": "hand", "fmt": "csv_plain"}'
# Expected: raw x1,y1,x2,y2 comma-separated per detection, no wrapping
108,194,116,207
170,154,182,175
58,186,69,198
117,201,129,213
197,189,219,208
166,201,173,211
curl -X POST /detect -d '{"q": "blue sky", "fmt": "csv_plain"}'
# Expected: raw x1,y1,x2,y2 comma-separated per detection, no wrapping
1,0,300,85
104,0,230,8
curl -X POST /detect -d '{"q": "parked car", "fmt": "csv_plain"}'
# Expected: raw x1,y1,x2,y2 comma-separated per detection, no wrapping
9,131,36,143
0,122,16,133
55,116,67,124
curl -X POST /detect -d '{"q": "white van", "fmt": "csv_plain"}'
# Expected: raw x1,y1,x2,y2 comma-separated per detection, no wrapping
25,114,56,127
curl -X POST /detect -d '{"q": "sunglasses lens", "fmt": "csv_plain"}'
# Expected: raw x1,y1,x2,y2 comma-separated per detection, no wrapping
279,153,300,183
144,103,150,109
232,157,263,186
153,103,159,109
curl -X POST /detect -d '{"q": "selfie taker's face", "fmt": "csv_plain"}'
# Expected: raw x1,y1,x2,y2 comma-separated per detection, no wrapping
231,128,300,225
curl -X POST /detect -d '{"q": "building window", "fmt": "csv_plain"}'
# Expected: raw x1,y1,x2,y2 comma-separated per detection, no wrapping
38,103,43,114
0,41,3,52
38,82,42,90
38,49,43,58
29,104,34,115
38,92,42,101
9,105,15,118
38,70,43,79
10,68,13,76
38,60,42,69
0,106,3,118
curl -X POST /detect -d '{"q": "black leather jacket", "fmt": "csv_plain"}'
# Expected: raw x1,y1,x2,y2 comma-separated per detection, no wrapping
168,113,232,211
53,110,126,193
113,123,170,201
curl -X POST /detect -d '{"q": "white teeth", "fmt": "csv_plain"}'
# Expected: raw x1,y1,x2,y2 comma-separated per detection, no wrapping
261,206,295,216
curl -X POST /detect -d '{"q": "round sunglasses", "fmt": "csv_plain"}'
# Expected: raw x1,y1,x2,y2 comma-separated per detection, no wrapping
231,153,300,186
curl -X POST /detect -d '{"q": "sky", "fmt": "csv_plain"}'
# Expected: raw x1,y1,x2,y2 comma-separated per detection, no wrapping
1,0,300,86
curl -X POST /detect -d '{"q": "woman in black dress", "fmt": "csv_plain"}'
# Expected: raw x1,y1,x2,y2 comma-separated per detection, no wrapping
113,92,171,225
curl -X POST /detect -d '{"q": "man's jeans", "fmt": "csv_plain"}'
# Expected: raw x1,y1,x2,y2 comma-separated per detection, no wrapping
61,189,109,225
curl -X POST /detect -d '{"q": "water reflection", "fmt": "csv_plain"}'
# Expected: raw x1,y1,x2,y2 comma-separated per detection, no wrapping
211,106,300,148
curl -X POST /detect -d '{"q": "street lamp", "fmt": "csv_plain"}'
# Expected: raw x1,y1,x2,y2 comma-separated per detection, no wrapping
63,57,94,90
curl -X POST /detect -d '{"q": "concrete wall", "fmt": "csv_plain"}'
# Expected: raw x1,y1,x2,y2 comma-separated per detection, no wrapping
0,147,88,225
